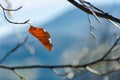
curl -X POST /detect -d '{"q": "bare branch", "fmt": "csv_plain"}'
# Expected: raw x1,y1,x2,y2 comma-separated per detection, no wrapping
0,4,23,11
83,1,104,13
0,65,82,70
80,36,120,67
102,37,120,60
2,9,30,24
68,0,120,24
12,69,26,80
0,37,119,77
79,0,102,23
0,37,28,64
0,4,30,24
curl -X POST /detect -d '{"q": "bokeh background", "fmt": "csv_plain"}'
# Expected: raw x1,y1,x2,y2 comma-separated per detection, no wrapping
0,0,120,80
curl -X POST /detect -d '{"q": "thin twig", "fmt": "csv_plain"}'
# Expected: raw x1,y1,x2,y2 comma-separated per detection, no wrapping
88,14,96,39
77,36,120,67
0,37,28,64
0,4,29,24
83,1,104,13
108,19,120,29
12,69,26,80
2,9,29,24
102,37,120,60
79,0,102,23
0,4,23,11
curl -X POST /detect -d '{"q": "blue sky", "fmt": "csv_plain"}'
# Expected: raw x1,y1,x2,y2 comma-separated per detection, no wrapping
0,0,120,39
9,0,120,24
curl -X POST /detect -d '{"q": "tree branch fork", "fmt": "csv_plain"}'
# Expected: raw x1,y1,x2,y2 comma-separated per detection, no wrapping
68,0,120,24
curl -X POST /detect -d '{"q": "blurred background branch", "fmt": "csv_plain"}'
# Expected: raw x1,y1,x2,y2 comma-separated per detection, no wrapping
0,37,28,64
0,36,120,79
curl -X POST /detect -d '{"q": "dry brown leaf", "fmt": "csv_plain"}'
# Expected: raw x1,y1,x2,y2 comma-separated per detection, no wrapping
28,25,53,51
